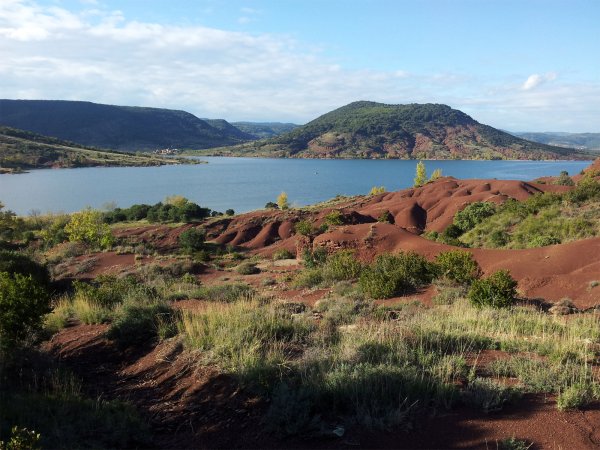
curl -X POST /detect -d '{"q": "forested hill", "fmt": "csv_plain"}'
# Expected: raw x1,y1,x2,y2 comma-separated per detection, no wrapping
0,126,192,172
199,101,589,160
0,100,252,151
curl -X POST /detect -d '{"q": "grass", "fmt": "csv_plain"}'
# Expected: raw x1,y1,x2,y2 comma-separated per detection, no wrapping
0,363,148,449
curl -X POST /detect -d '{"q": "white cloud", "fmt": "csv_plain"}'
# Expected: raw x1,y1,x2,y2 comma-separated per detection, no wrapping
0,0,598,131
522,74,543,90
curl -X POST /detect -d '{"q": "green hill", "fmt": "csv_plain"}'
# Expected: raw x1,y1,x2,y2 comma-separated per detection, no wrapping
0,100,251,151
0,127,193,172
231,121,299,139
200,101,590,160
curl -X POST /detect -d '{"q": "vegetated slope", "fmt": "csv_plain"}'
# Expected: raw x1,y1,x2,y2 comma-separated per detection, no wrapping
0,126,189,172
512,131,600,151
206,101,589,160
231,121,299,139
0,99,251,151
202,119,255,141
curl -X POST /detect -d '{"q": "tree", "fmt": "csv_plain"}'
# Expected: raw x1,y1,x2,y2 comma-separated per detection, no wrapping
429,168,442,182
65,208,114,249
414,161,427,187
277,191,289,210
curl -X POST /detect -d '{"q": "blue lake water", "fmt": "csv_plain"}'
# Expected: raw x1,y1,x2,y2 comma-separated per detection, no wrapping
0,158,592,215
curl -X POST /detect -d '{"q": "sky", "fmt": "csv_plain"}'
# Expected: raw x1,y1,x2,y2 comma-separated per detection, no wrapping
0,0,598,131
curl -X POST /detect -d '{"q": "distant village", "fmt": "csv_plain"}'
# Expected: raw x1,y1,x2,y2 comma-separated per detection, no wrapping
153,148,180,155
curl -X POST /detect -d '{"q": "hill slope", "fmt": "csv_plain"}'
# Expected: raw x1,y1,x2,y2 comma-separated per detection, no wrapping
231,122,299,139
511,132,600,151
202,101,589,160
0,127,193,172
0,100,250,151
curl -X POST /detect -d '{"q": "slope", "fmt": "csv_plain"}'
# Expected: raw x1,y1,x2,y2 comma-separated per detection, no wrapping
202,101,589,160
0,99,250,151
0,127,193,172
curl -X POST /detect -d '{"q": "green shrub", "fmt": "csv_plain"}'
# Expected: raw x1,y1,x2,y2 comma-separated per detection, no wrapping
324,210,344,226
528,235,561,248
0,251,49,286
359,252,434,299
498,437,532,450
0,272,50,352
322,250,362,283
0,426,41,450
377,210,392,223
453,202,496,232
178,228,206,253
272,249,295,260
302,247,327,268
236,262,260,275
107,301,176,347
294,220,313,236
555,171,575,186
557,383,593,411
292,268,323,289
468,270,517,308
65,209,114,249
567,177,600,204
434,250,481,285
461,377,521,412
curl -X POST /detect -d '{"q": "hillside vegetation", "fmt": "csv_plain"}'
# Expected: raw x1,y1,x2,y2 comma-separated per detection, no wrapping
0,100,252,151
231,121,299,139
198,101,589,160
0,127,194,172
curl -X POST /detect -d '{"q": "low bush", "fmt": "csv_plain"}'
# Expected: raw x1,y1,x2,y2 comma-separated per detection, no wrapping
461,377,521,413
294,220,313,236
302,247,327,268
453,202,496,232
468,270,517,308
321,250,362,283
0,251,49,286
434,250,481,285
359,252,434,299
324,210,344,226
556,383,594,411
236,262,260,275
107,301,176,347
0,272,50,352
292,268,323,289
178,228,206,253
272,249,294,260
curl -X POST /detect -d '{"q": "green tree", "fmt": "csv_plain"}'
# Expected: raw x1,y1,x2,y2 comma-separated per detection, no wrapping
277,192,289,210
429,168,442,182
414,161,427,187
64,208,114,249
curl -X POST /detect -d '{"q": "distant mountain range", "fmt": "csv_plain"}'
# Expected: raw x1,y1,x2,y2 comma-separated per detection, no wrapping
198,101,590,160
510,132,600,151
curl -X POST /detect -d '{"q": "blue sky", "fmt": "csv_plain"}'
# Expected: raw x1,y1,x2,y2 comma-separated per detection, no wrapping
1,0,598,131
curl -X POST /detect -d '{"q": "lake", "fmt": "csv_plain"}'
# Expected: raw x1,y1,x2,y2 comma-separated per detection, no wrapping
0,158,592,215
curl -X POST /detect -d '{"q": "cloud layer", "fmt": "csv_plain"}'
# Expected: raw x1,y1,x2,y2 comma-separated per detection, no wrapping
0,0,598,131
